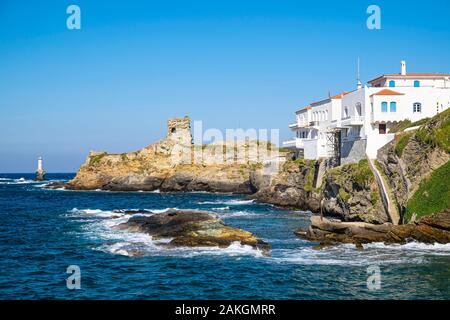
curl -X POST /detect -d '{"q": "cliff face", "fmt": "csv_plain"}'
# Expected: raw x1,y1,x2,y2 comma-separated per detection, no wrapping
67,117,287,194
321,160,388,224
249,159,321,212
377,109,450,222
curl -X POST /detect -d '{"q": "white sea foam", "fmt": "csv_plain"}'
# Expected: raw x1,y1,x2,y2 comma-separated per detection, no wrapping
211,206,230,211
70,207,264,258
198,199,255,205
217,210,259,218
270,240,450,266
0,178,41,185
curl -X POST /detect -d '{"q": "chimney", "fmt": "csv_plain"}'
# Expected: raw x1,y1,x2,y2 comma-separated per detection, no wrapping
401,60,407,75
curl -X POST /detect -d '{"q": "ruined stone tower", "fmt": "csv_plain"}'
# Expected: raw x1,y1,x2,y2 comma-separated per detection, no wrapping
167,116,193,146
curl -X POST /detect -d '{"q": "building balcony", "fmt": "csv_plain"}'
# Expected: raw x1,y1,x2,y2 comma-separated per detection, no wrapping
309,121,320,128
289,122,311,130
282,138,305,149
340,115,364,126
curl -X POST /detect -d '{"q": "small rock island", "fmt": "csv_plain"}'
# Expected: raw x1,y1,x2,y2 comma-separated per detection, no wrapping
115,209,270,252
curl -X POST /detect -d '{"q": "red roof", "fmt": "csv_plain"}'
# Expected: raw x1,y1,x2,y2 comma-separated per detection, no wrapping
370,89,405,97
295,105,311,113
330,91,349,100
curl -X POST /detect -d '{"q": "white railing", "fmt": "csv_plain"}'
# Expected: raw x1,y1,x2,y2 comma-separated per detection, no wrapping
341,115,364,125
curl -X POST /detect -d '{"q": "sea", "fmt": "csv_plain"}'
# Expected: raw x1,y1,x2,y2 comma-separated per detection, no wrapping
0,173,449,299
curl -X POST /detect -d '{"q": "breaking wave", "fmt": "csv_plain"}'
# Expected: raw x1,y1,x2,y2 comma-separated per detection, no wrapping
69,208,264,258
198,199,255,205
0,177,43,185
270,240,450,266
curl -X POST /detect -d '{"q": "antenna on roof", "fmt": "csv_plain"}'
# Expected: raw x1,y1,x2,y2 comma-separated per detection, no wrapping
357,57,363,90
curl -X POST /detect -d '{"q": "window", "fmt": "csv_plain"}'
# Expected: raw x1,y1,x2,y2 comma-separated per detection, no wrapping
379,124,386,134
389,80,396,88
381,102,388,112
390,101,397,112
414,80,420,88
344,107,349,118
413,102,422,113
355,102,362,116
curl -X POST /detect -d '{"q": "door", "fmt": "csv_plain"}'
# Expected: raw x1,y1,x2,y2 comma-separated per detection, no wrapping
379,124,386,134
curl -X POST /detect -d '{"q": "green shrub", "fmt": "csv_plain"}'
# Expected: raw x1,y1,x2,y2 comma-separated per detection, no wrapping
338,188,350,202
415,108,450,153
405,161,450,221
89,152,107,166
394,132,413,157
353,159,374,188
389,119,412,133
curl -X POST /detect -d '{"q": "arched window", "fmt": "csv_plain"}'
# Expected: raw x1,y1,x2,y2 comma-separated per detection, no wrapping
325,110,328,120
381,102,388,112
413,102,422,113
390,101,397,112
414,80,420,88
389,80,396,88
355,102,362,116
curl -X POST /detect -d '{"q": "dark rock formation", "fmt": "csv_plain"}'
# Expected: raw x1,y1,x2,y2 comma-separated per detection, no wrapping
115,209,271,252
295,210,450,245
43,181,66,189
249,160,321,211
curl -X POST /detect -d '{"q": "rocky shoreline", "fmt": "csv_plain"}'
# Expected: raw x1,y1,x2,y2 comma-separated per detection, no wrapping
61,113,450,246
295,211,450,247
114,209,271,253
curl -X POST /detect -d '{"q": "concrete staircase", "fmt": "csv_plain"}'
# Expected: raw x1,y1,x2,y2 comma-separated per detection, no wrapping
367,156,400,225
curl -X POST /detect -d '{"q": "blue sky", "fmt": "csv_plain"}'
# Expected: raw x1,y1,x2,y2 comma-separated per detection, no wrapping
1,0,449,172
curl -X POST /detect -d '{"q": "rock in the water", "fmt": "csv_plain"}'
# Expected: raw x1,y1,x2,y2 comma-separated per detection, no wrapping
115,209,271,252
295,211,450,245
43,181,66,189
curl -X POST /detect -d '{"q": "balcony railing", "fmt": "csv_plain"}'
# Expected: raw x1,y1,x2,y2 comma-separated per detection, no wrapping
282,138,305,149
341,116,364,126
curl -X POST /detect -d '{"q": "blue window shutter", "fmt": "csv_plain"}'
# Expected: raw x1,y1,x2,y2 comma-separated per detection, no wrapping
390,102,397,112
381,102,388,112
414,80,420,87
389,80,396,87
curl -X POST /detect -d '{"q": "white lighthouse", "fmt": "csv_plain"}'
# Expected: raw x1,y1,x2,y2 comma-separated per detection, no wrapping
35,156,46,181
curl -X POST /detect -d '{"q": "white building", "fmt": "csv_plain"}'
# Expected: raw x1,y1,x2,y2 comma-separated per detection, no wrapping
284,61,450,165
283,92,348,161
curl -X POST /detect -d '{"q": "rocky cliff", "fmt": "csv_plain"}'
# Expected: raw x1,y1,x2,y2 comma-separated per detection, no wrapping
377,108,450,222
248,159,321,212
295,110,450,245
67,116,287,194
321,159,388,224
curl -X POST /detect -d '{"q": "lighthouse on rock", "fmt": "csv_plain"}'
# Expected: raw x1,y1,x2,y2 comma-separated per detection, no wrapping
35,156,46,181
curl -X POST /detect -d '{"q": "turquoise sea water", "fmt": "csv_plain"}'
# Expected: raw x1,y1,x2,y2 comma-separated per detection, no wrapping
0,173,449,299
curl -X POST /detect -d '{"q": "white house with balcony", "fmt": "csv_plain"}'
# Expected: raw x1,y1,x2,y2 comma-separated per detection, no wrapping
284,60,450,165
283,92,348,160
